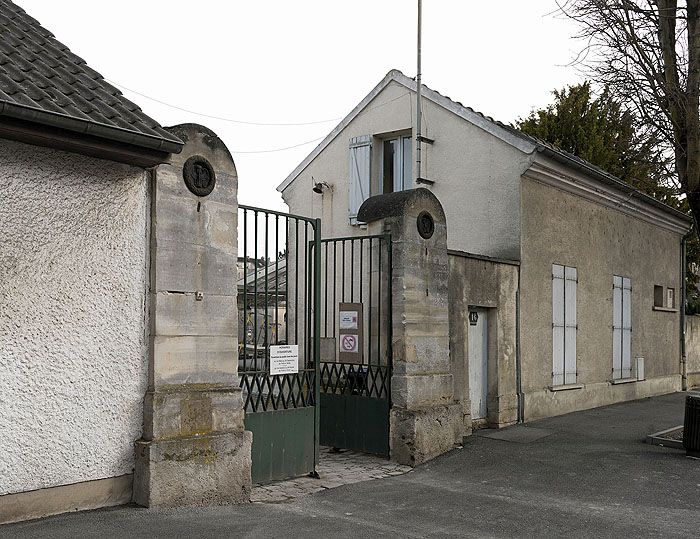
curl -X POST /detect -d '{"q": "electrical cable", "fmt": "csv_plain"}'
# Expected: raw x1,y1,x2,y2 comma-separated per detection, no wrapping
232,136,326,154
107,79,343,126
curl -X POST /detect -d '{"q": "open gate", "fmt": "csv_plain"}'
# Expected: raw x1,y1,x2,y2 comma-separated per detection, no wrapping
238,205,320,484
319,234,392,456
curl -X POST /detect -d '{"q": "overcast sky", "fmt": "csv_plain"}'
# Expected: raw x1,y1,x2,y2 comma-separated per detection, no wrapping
20,0,583,211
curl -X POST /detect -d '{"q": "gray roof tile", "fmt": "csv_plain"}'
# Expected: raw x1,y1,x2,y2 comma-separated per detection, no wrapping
0,0,182,153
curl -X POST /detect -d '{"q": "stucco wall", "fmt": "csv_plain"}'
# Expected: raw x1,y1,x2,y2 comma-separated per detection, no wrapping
282,80,530,259
448,253,519,431
0,139,149,495
519,174,682,420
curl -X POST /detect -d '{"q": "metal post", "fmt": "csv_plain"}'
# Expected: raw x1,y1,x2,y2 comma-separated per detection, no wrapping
416,0,422,183
313,218,322,475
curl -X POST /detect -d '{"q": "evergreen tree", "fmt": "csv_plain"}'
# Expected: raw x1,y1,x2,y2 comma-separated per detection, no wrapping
516,82,674,202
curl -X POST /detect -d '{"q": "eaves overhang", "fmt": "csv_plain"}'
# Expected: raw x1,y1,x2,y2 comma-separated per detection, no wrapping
0,100,183,156
524,154,693,235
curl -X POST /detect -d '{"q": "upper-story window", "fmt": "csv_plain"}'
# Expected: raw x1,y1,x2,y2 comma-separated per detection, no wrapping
382,136,412,193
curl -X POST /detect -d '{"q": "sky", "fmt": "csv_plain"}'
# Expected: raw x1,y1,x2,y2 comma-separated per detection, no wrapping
19,0,584,211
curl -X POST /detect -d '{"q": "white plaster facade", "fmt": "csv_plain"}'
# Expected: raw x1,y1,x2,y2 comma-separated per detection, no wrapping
0,139,149,495
279,71,530,259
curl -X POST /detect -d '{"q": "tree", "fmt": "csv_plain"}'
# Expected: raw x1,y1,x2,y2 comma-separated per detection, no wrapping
516,81,673,199
556,0,699,232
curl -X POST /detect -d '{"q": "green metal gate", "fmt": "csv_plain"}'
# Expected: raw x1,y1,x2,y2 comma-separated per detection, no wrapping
238,205,320,484
319,234,392,456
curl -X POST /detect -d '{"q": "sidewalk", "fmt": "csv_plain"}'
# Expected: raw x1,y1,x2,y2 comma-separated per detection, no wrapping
4,392,698,538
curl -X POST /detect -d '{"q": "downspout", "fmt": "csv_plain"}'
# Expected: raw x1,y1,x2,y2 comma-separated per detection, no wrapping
516,268,524,423
681,223,695,391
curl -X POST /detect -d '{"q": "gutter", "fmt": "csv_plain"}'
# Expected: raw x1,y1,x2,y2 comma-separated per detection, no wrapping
516,269,523,423
0,101,183,155
537,146,692,224
681,223,695,391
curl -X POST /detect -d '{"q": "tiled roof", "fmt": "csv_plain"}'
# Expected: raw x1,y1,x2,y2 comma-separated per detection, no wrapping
0,0,182,153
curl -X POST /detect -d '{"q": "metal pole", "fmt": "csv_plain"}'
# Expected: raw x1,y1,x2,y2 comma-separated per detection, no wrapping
313,218,322,476
416,0,422,183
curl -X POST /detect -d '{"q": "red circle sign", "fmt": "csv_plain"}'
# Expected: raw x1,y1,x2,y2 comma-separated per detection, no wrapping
341,335,357,351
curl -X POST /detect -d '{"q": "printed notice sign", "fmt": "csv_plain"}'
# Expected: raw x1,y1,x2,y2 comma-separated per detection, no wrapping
339,310,359,330
269,345,299,375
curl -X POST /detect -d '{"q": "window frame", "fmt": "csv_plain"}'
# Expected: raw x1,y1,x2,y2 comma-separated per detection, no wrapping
379,134,412,194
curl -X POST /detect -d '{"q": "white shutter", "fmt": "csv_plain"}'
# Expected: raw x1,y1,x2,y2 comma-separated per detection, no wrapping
552,264,565,386
564,266,577,384
622,277,632,378
348,135,371,223
612,276,623,379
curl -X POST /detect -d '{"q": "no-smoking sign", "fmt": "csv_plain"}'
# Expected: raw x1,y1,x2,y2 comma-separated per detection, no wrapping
338,302,363,364
340,334,358,353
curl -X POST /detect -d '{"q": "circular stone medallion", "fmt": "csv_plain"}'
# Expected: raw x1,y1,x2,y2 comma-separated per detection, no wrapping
417,211,435,239
183,155,216,197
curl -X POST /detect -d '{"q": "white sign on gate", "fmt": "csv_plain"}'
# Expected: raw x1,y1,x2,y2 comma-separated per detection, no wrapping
339,310,359,330
269,345,299,375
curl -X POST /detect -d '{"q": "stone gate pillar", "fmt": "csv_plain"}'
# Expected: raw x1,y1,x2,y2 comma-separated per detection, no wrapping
133,124,252,507
358,188,462,466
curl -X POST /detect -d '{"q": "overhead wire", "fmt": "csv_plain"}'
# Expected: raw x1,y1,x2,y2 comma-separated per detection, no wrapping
109,78,412,154
107,79,343,126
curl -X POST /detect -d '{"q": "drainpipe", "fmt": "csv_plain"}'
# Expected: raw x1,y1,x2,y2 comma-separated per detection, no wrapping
516,268,524,423
681,224,695,391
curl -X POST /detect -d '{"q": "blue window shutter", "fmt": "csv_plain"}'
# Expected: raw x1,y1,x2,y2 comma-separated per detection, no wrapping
613,276,623,379
552,264,565,386
564,266,577,384
348,135,371,224
622,277,632,378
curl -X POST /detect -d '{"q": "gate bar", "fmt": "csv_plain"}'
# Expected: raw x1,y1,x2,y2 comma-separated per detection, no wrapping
313,218,321,474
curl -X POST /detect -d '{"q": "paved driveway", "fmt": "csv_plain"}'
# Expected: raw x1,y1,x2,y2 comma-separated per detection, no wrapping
4,392,698,538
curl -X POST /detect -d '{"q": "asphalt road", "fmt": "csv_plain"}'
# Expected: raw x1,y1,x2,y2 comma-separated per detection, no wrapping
4,392,698,538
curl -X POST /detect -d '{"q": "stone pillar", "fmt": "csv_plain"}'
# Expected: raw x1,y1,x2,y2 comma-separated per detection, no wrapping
133,124,252,507
358,188,462,466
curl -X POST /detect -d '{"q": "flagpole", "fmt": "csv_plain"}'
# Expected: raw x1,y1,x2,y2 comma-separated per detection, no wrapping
416,0,422,184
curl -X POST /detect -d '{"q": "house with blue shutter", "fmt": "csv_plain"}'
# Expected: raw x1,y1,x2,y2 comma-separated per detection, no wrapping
278,69,693,431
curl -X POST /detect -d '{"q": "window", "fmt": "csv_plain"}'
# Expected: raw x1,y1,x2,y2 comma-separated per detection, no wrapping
613,276,632,380
654,285,664,308
552,264,577,386
381,136,412,193
348,135,371,224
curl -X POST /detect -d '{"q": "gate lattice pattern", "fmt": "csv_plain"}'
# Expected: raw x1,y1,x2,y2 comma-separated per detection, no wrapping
241,370,316,412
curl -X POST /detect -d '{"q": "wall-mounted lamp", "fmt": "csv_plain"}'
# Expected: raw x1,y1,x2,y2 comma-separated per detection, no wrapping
312,180,333,194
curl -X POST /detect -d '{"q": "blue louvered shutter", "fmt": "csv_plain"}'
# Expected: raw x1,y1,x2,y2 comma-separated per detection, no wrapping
564,266,578,384
552,264,565,386
348,135,371,224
